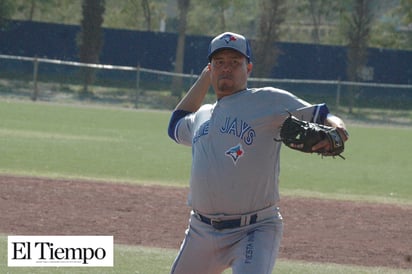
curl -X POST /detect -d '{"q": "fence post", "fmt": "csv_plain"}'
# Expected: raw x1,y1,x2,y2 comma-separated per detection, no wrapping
190,69,194,86
336,78,341,109
135,64,141,108
31,56,39,101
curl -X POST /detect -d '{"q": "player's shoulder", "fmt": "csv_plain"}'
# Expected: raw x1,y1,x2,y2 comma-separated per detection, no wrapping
250,87,297,98
192,103,215,121
197,103,215,113
252,86,291,94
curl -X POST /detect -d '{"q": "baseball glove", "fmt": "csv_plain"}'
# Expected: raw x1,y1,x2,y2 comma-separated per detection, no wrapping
276,113,345,159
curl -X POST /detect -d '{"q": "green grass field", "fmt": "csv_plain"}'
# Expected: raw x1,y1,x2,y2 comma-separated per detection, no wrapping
1,99,411,203
1,99,411,273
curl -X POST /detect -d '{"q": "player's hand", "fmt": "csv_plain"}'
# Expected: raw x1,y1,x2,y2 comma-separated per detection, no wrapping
203,64,211,76
311,127,348,152
336,127,349,142
311,139,330,152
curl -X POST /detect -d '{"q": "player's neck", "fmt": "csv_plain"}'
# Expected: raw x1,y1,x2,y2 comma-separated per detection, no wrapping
216,88,248,100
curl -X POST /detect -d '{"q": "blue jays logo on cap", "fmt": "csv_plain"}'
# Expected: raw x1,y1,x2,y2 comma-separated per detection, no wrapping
208,32,251,62
221,34,238,44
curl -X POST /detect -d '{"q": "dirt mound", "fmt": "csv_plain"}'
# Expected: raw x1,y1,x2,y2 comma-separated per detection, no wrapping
1,175,411,269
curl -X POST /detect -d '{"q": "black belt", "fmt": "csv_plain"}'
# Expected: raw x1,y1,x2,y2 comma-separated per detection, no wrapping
197,213,258,230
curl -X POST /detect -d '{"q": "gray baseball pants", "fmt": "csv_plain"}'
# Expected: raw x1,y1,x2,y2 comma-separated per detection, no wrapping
170,206,283,274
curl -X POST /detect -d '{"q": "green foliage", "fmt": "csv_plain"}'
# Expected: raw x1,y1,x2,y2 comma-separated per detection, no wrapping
398,0,412,48
400,0,412,24
6,0,411,50
186,0,257,36
253,0,286,78
342,0,374,75
0,0,16,27
294,0,342,44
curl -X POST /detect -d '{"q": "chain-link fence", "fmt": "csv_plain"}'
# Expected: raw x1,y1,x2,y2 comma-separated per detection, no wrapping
1,54,411,111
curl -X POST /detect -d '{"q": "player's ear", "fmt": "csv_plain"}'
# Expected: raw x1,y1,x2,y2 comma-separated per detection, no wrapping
207,63,211,70
247,62,253,74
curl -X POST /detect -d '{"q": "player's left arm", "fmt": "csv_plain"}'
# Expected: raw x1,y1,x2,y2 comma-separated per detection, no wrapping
325,113,349,141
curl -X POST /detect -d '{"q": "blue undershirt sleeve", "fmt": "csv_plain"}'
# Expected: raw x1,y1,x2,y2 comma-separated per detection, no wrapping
167,109,192,142
311,103,330,124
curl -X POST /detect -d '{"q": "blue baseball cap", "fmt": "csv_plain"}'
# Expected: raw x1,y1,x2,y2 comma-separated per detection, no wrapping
208,32,252,62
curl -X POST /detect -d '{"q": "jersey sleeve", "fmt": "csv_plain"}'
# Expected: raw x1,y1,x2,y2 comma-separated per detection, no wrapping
167,109,194,146
294,103,330,124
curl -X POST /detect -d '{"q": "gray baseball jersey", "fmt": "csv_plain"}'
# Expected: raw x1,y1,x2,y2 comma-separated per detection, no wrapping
170,87,328,215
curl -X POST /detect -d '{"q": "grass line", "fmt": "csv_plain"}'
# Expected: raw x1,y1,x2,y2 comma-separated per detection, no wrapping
0,128,121,142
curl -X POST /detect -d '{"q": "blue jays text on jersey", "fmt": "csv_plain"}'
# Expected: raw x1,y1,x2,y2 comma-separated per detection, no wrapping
193,116,256,145
193,120,210,144
220,117,256,145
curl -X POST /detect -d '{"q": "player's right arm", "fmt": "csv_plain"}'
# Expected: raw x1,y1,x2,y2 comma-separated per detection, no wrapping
174,65,211,112
167,65,211,143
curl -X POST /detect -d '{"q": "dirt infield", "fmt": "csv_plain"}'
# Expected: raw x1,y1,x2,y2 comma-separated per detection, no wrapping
1,175,411,269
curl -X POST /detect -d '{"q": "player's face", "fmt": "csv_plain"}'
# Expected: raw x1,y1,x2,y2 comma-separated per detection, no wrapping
209,50,252,99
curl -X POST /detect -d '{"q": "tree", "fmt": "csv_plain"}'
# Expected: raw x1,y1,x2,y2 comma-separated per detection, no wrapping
77,0,105,96
0,0,15,28
14,0,58,21
253,0,286,78
300,0,340,44
207,0,231,30
171,0,190,98
342,0,374,113
28,0,36,20
186,1,256,36
126,0,153,31
141,0,151,30
398,0,412,49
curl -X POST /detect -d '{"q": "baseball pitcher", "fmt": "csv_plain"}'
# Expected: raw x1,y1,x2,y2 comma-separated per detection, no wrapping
167,32,349,274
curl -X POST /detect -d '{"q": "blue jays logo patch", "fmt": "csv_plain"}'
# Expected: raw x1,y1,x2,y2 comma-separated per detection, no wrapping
221,34,237,44
225,143,244,164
